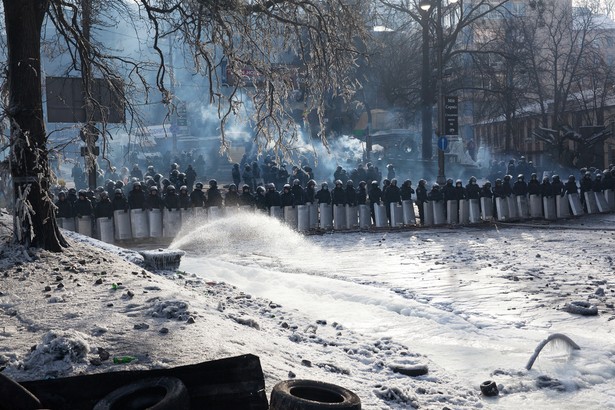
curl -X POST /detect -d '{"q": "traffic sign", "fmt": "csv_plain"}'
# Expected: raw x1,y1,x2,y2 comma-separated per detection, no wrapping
437,136,448,151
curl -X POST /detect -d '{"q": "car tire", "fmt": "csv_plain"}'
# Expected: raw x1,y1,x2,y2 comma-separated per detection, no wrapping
93,376,189,410
270,379,361,410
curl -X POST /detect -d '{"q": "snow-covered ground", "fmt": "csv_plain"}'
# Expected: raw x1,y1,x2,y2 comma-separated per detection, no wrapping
1,209,615,409
175,212,615,409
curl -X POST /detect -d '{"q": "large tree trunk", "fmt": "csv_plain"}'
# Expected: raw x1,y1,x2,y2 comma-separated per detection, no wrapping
3,0,68,251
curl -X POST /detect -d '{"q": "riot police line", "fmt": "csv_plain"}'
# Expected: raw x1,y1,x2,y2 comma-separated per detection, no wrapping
54,186,615,245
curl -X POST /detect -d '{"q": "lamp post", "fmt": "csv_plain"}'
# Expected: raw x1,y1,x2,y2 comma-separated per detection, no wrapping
419,0,457,185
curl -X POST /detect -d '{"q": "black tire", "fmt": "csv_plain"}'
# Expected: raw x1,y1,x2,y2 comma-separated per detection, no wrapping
93,377,189,410
0,372,42,410
480,380,499,397
270,379,361,410
565,301,598,316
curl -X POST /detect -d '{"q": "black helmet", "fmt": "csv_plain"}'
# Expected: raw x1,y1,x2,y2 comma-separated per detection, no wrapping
404,179,411,186
180,185,188,192
209,179,217,187
283,184,291,190
455,179,462,185
293,179,301,186
446,178,453,185
133,181,141,188
256,186,265,194
229,184,237,191
68,188,77,194
114,188,123,195
346,179,354,186
517,174,524,180
335,180,342,186
359,181,366,187
371,181,378,187
495,178,502,185
432,183,440,189
150,185,158,192
568,175,575,182
469,176,477,184
531,173,537,179
242,184,250,192
307,179,316,187
552,175,560,182
195,182,204,190
484,181,492,187
504,175,511,181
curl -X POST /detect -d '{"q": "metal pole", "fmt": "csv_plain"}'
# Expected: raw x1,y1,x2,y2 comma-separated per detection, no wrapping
421,11,433,161
436,0,446,185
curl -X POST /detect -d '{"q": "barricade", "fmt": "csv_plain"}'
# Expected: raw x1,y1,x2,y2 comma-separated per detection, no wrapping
96,217,114,243
374,203,387,228
507,195,518,220
148,209,163,237
284,206,298,229
77,216,93,237
333,205,346,230
319,203,333,230
495,197,509,221
113,210,132,240
423,201,434,226
346,205,359,229
358,205,371,229
57,217,76,232
529,195,542,218
606,189,615,212
402,200,416,226
308,203,319,229
517,195,529,219
480,197,493,221
468,199,480,223
130,209,148,238
595,191,609,213
297,205,309,232
390,203,404,227
269,206,284,221
459,199,470,225
446,200,459,225
568,193,584,216
209,206,224,221
543,196,556,221
163,209,181,238
584,192,598,214
556,194,571,218
433,201,445,225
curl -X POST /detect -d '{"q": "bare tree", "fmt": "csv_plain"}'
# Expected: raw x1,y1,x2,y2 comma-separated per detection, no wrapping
2,0,366,251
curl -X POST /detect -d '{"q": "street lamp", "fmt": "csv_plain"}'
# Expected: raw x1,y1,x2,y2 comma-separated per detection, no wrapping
419,0,458,185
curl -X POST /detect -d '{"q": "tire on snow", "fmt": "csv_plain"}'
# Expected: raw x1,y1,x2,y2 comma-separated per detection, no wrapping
93,376,189,410
270,379,361,410
565,301,598,316
0,372,42,410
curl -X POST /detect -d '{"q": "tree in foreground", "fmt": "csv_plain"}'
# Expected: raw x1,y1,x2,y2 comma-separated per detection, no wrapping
2,0,367,251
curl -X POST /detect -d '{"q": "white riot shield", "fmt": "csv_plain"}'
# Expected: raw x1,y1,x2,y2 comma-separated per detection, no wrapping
568,193,584,216
333,205,346,230
113,210,132,240
459,199,470,225
269,206,284,221
319,203,333,230
148,209,163,237
595,191,609,213
423,201,434,226
57,217,76,232
359,205,371,229
495,197,509,221
469,199,481,223
130,209,149,239
284,206,299,229
433,201,446,225
584,192,598,214
446,200,459,225
481,197,494,221
77,216,93,237
374,203,387,228
529,195,543,218
297,205,309,232
180,209,192,229
543,196,556,221
516,195,529,219
239,205,253,213
390,203,403,227
308,203,319,229
194,207,208,223
96,217,114,243
507,196,518,220
605,190,615,212
346,205,359,229
402,200,416,226
556,194,571,218
225,206,239,218
163,208,182,238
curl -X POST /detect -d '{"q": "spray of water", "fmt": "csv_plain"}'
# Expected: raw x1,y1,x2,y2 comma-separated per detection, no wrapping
169,210,319,258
